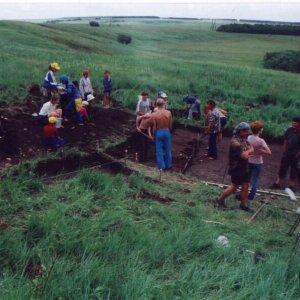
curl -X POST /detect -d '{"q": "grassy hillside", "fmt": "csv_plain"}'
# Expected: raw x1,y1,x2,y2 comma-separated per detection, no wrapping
1,19,300,137
0,162,300,299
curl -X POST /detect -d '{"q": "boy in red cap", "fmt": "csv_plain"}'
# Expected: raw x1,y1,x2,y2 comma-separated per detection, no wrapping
79,69,94,100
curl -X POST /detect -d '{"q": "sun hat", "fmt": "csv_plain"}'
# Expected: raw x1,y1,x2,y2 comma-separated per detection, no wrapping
158,91,168,98
86,94,95,101
233,122,250,135
82,69,89,76
82,101,89,106
48,116,57,124
50,62,60,70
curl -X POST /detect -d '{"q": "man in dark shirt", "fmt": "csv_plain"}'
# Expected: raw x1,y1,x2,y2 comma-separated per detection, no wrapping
271,117,300,191
216,122,254,212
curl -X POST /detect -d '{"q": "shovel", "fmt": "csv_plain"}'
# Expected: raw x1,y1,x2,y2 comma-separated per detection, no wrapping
247,199,272,224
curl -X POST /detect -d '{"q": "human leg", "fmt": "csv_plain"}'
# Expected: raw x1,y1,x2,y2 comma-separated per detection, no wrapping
155,130,165,169
208,132,218,159
248,163,262,200
163,130,172,169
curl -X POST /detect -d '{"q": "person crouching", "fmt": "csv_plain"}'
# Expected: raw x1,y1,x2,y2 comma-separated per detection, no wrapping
43,117,65,149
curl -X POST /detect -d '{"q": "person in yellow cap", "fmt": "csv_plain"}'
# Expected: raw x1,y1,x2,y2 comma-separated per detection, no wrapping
43,116,65,149
42,62,60,99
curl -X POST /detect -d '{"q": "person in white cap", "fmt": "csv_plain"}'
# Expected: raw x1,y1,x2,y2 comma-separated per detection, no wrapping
215,122,254,213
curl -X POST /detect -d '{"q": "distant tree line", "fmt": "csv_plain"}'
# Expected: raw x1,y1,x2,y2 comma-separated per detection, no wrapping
217,23,300,36
263,50,300,73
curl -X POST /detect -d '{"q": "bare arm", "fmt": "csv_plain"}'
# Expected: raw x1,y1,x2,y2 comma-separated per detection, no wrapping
240,145,254,160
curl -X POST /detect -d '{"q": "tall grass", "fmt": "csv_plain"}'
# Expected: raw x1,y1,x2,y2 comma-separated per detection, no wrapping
0,168,299,299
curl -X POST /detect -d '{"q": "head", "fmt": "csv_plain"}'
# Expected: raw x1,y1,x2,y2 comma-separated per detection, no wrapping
82,101,89,107
49,62,60,72
206,100,216,110
82,69,89,78
291,117,300,129
158,91,168,101
86,94,95,102
104,69,110,77
48,116,57,124
234,122,251,138
251,121,264,135
60,74,69,84
141,90,149,101
156,98,165,108
50,95,60,105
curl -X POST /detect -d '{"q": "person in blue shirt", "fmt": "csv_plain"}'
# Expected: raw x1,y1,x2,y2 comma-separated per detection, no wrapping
182,95,201,120
102,69,112,109
42,62,60,99
59,74,83,124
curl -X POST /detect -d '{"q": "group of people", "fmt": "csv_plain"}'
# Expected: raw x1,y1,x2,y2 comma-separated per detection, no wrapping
39,62,112,148
38,62,300,214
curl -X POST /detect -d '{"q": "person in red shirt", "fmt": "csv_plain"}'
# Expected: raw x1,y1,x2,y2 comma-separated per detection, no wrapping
43,116,65,148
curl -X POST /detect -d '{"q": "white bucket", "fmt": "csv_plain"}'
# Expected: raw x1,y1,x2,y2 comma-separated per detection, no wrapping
55,117,62,128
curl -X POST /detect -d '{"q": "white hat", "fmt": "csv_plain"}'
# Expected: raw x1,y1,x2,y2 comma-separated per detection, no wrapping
87,94,95,101
158,91,168,98
82,101,89,106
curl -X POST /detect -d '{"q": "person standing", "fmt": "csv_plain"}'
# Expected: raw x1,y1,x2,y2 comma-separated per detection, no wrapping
205,100,220,160
136,113,154,162
136,90,152,116
216,122,254,212
102,69,112,109
151,98,173,170
42,62,60,99
270,117,300,192
247,121,271,200
182,95,201,120
79,69,93,100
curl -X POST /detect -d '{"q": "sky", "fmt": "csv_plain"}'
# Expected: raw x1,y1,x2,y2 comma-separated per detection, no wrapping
0,1,300,22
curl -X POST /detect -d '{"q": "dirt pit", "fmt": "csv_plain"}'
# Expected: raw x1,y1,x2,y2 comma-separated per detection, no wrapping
0,94,296,192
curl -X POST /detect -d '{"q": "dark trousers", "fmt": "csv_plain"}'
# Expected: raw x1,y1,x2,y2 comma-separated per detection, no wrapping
278,155,298,180
208,132,218,159
139,129,149,162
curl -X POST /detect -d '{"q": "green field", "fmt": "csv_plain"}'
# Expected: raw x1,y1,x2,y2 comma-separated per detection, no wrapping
1,19,300,299
1,19,300,137
1,160,300,299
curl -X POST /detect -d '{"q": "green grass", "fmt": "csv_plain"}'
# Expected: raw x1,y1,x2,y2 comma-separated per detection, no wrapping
1,19,300,137
0,166,299,299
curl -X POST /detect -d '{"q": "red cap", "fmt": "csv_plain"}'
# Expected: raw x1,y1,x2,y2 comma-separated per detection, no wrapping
82,69,89,76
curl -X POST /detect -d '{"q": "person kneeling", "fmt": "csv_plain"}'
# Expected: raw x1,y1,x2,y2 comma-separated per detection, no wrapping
43,116,65,149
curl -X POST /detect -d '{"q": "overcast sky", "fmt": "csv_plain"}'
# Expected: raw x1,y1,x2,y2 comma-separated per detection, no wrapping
1,1,300,22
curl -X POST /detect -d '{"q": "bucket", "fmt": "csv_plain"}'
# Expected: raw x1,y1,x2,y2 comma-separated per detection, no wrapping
55,117,62,128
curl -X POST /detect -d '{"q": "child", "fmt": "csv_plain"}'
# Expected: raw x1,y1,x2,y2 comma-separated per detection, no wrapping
79,101,90,122
43,117,65,149
102,69,112,109
79,69,94,100
42,62,60,99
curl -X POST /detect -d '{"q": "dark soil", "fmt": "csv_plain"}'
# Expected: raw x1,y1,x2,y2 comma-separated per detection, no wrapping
140,188,175,205
0,91,294,191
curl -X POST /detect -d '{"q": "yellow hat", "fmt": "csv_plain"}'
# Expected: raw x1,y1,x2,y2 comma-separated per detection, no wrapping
50,62,60,70
48,116,57,124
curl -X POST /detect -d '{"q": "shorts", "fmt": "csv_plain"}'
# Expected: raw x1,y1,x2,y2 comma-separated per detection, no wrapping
103,91,111,97
230,171,250,186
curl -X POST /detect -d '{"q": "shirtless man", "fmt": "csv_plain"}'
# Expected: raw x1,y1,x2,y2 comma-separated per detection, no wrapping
150,98,173,170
